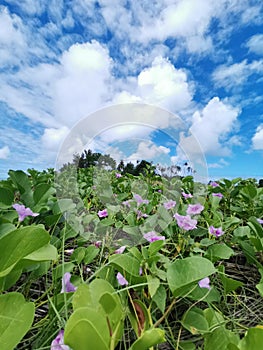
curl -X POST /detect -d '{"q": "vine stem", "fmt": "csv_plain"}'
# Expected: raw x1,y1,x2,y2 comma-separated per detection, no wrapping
153,298,177,328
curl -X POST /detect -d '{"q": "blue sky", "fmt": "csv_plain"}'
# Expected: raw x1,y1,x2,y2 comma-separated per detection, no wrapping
0,0,262,181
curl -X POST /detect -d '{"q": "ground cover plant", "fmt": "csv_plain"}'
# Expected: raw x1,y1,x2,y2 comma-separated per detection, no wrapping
0,166,263,349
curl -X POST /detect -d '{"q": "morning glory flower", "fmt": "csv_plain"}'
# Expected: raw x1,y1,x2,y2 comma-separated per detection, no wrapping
212,193,223,198
133,194,149,205
198,277,211,290
210,181,219,187
115,173,122,178
136,210,148,220
163,200,176,210
98,209,108,218
94,240,102,248
182,192,193,199
51,330,70,350
12,203,39,222
61,272,77,293
122,200,131,207
209,225,224,237
173,213,197,231
143,231,165,243
186,203,204,215
115,245,126,254
117,272,128,286
257,218,263,225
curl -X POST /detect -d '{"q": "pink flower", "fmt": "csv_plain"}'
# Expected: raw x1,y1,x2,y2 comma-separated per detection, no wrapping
163,200,176,210
61,272,77,293
94,240,102,248
210,181,219,187
12,203,39,222
133,194,149,205
143,231,165,243
98,209,108,218
136,210,148,219
198,277,211,290
51,330,70,350
122,200,131,207
186,203,204,215
173,213,197,231
209,226,224,237
115,173,122,178
182,192,193,199
115,246,126,254
212,193,223,198
257,218,263,225
117,272,128,286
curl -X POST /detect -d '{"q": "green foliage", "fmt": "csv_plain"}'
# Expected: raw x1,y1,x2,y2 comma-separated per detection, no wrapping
0,292,34,350
0,169,263,349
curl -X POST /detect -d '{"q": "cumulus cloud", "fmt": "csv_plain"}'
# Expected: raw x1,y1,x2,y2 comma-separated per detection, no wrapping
246,34,263,56
0,146,10,159
137,57,193,111
54,41,113,126
252,124,263,150
127,140,170,163
180,97,240,156
41,126,69,151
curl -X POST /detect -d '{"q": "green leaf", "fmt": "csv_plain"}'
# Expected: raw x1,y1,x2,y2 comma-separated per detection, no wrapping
99,292,117,314
0,292,34,350
33,183,55,207
239,327,263,350
0,268,22,291
8,170,31,194
0,187,13,208
182,307,209,334
148,239,164,256
152,284,166,313
218,266,243,294
22,243,57,261
146,275,160,298
84,245,99,264
204,327,239,350
64,307,110,350
109,254,145,284
205,243,234,262
0,225,50,277
256,282,263,297
233,226,250,238
167,256,216,297
128,328,165,350
187,284,220,303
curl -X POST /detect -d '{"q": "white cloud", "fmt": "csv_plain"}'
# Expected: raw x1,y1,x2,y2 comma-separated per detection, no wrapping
127,140,170,163
54,41,113,126
137,0,215,53
41,126,69,151
3,0,46,16
252,124,263,150
0,146,10,159
208,158,229,168
182,97,240,156
0,6,27,67
137,56,193,111
212,59,263,90
246,34,263,56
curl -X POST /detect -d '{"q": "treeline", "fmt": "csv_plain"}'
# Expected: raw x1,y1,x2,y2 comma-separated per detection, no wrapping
72,149,155,176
